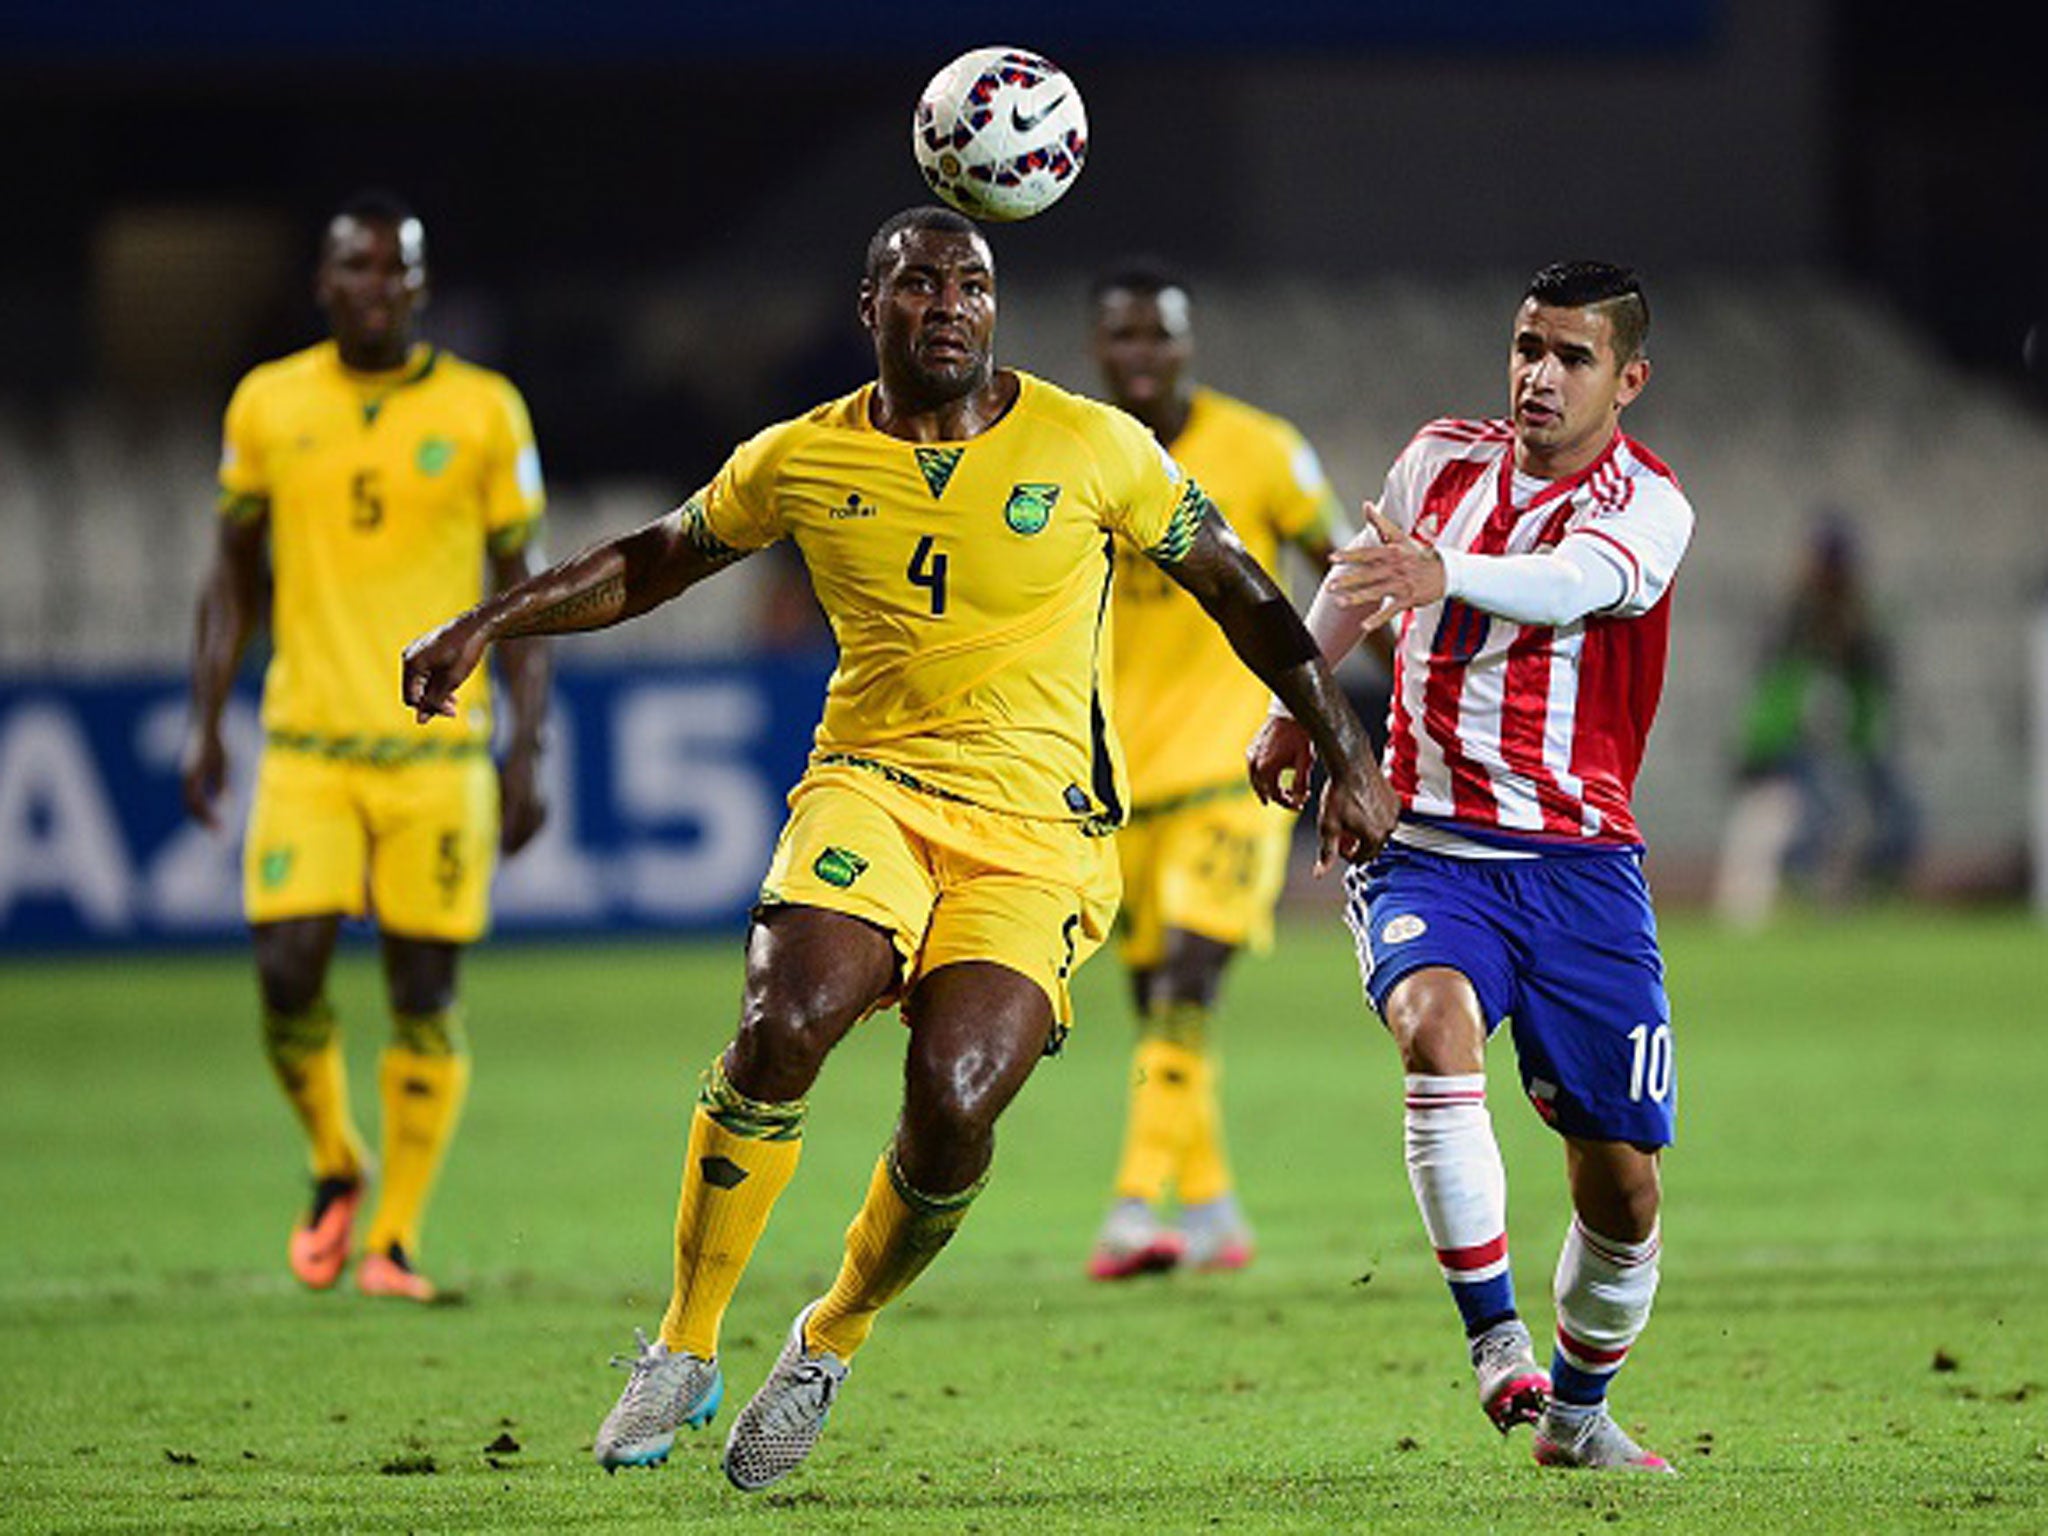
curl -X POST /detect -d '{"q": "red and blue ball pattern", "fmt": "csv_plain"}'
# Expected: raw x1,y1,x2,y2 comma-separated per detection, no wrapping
913,46,1089,222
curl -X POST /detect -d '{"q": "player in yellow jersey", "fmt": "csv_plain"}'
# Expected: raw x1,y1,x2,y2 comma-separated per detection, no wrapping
182,192,551,1303
1084,264,1347,1280
401,206,1397,1493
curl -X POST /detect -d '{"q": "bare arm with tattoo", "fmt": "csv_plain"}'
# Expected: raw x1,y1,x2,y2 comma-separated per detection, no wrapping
1161,508,1399,869
402,500,748,724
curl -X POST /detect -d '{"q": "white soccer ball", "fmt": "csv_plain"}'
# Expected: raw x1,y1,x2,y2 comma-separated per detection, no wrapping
912,46,1088,222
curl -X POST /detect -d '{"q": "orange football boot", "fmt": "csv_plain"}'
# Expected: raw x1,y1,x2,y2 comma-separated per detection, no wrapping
357,1242,437,1302
288,1176,364,1290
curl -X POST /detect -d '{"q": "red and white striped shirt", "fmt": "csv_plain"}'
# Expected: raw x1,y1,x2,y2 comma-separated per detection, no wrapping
1376,418,1693,846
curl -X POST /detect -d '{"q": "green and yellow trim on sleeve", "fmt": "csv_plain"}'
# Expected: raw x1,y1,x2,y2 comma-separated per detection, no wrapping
677,492,749,566
487,514,542,558
218,491,270,526
1146,479,1214,565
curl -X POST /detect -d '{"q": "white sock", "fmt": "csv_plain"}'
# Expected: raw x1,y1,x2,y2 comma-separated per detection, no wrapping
1551,1217,1661,1405
1404,1073,1515,1332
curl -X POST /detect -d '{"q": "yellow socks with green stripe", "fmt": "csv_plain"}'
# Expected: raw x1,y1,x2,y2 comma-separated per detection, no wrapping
805,1145,985,1360
659,1057,806,1358
363,1009,470,1261
1112,1000,1226,1205
261,999,368,1183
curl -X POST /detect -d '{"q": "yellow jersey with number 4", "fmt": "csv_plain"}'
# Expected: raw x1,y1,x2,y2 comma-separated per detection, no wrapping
217,340,544,754
691,370,1205,828
1111,386,1339,806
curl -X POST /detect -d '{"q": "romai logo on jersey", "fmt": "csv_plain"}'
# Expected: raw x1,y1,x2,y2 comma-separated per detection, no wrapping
830,493,877,520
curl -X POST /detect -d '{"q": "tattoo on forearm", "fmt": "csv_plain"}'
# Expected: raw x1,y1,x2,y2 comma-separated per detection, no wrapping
511,575,625,635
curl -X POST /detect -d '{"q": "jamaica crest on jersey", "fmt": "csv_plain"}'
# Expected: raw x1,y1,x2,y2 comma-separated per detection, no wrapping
1003,482,1061,535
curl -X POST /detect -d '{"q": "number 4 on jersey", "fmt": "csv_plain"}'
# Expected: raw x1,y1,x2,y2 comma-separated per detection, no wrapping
908,534,949,616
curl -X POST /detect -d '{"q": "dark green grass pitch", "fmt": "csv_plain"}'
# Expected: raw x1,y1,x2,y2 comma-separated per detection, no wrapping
2,910,2044,1532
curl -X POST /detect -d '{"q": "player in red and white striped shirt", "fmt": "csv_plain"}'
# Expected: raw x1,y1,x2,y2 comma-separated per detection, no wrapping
1252,262,1693,1473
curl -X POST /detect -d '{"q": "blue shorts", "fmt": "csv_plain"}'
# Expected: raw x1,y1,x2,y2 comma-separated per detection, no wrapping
1342,842,1676,1146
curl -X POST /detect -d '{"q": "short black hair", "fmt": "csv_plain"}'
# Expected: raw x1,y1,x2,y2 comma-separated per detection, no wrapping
1089,259,1192,306
864,205,983,286
1525,260,1648,363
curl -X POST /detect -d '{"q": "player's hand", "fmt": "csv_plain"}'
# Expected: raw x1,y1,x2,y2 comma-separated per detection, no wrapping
1313,762,1400,876
180,726,227,829
497,748,548,856
1327,503,1445,632
1247,714,1316,811
402,614,491,724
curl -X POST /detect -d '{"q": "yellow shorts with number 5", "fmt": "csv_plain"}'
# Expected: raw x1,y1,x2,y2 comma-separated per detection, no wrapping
1115,784,1293,969
758,761,1121,1036
243,746,499,942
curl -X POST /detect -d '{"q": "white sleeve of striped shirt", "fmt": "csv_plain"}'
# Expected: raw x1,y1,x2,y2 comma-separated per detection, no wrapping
1436,541,1627,627
1563,483,1696,617
1300,572,1370,670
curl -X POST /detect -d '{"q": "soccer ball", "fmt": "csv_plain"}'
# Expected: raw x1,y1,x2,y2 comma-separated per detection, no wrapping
912,46,1088,222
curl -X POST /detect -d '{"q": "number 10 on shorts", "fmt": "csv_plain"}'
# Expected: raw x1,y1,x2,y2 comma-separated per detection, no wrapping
1626,1023,1674,1103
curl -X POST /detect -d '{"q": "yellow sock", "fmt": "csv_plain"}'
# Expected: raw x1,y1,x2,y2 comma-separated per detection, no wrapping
1177,1047,1232,1205
806,1147,983,1360
1111,1031,1206,1203
363,1010,470,1259
659,1057,805,1358
262,1001,368,1182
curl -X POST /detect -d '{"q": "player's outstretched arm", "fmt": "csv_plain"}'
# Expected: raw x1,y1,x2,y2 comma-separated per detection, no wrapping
1161,510,1399,868
1329,504,1626,630
182,512,268,828
403,509,743,724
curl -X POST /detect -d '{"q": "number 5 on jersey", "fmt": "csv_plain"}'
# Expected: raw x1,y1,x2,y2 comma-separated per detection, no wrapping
351,468,384,530
908,534,949,616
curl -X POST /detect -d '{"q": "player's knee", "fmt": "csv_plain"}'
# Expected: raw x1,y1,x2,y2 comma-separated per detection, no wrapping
1609,1160,1663,1239
734,982,860,1081
1386,1000,1485,1075
385,940,460,1017
255,944,325,1017
904,1073,995,1149
902,1041,1017,1147
1578,1146,1662,1242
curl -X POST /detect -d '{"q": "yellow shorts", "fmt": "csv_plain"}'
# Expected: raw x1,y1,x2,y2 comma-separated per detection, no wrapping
1115,785,1293,969
759,762,1121,1032
244,748,499,942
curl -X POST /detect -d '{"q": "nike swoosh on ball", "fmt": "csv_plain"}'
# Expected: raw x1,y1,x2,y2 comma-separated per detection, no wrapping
1011,94,1068,132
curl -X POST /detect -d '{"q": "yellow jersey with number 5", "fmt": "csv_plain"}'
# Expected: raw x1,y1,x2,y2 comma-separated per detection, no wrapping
217,340,544,754
1111,386,1339,805
691,371,1205,827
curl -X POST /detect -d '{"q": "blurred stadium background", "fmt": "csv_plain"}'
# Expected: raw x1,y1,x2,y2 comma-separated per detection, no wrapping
6,9,2048,1530
3,0,2046,946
